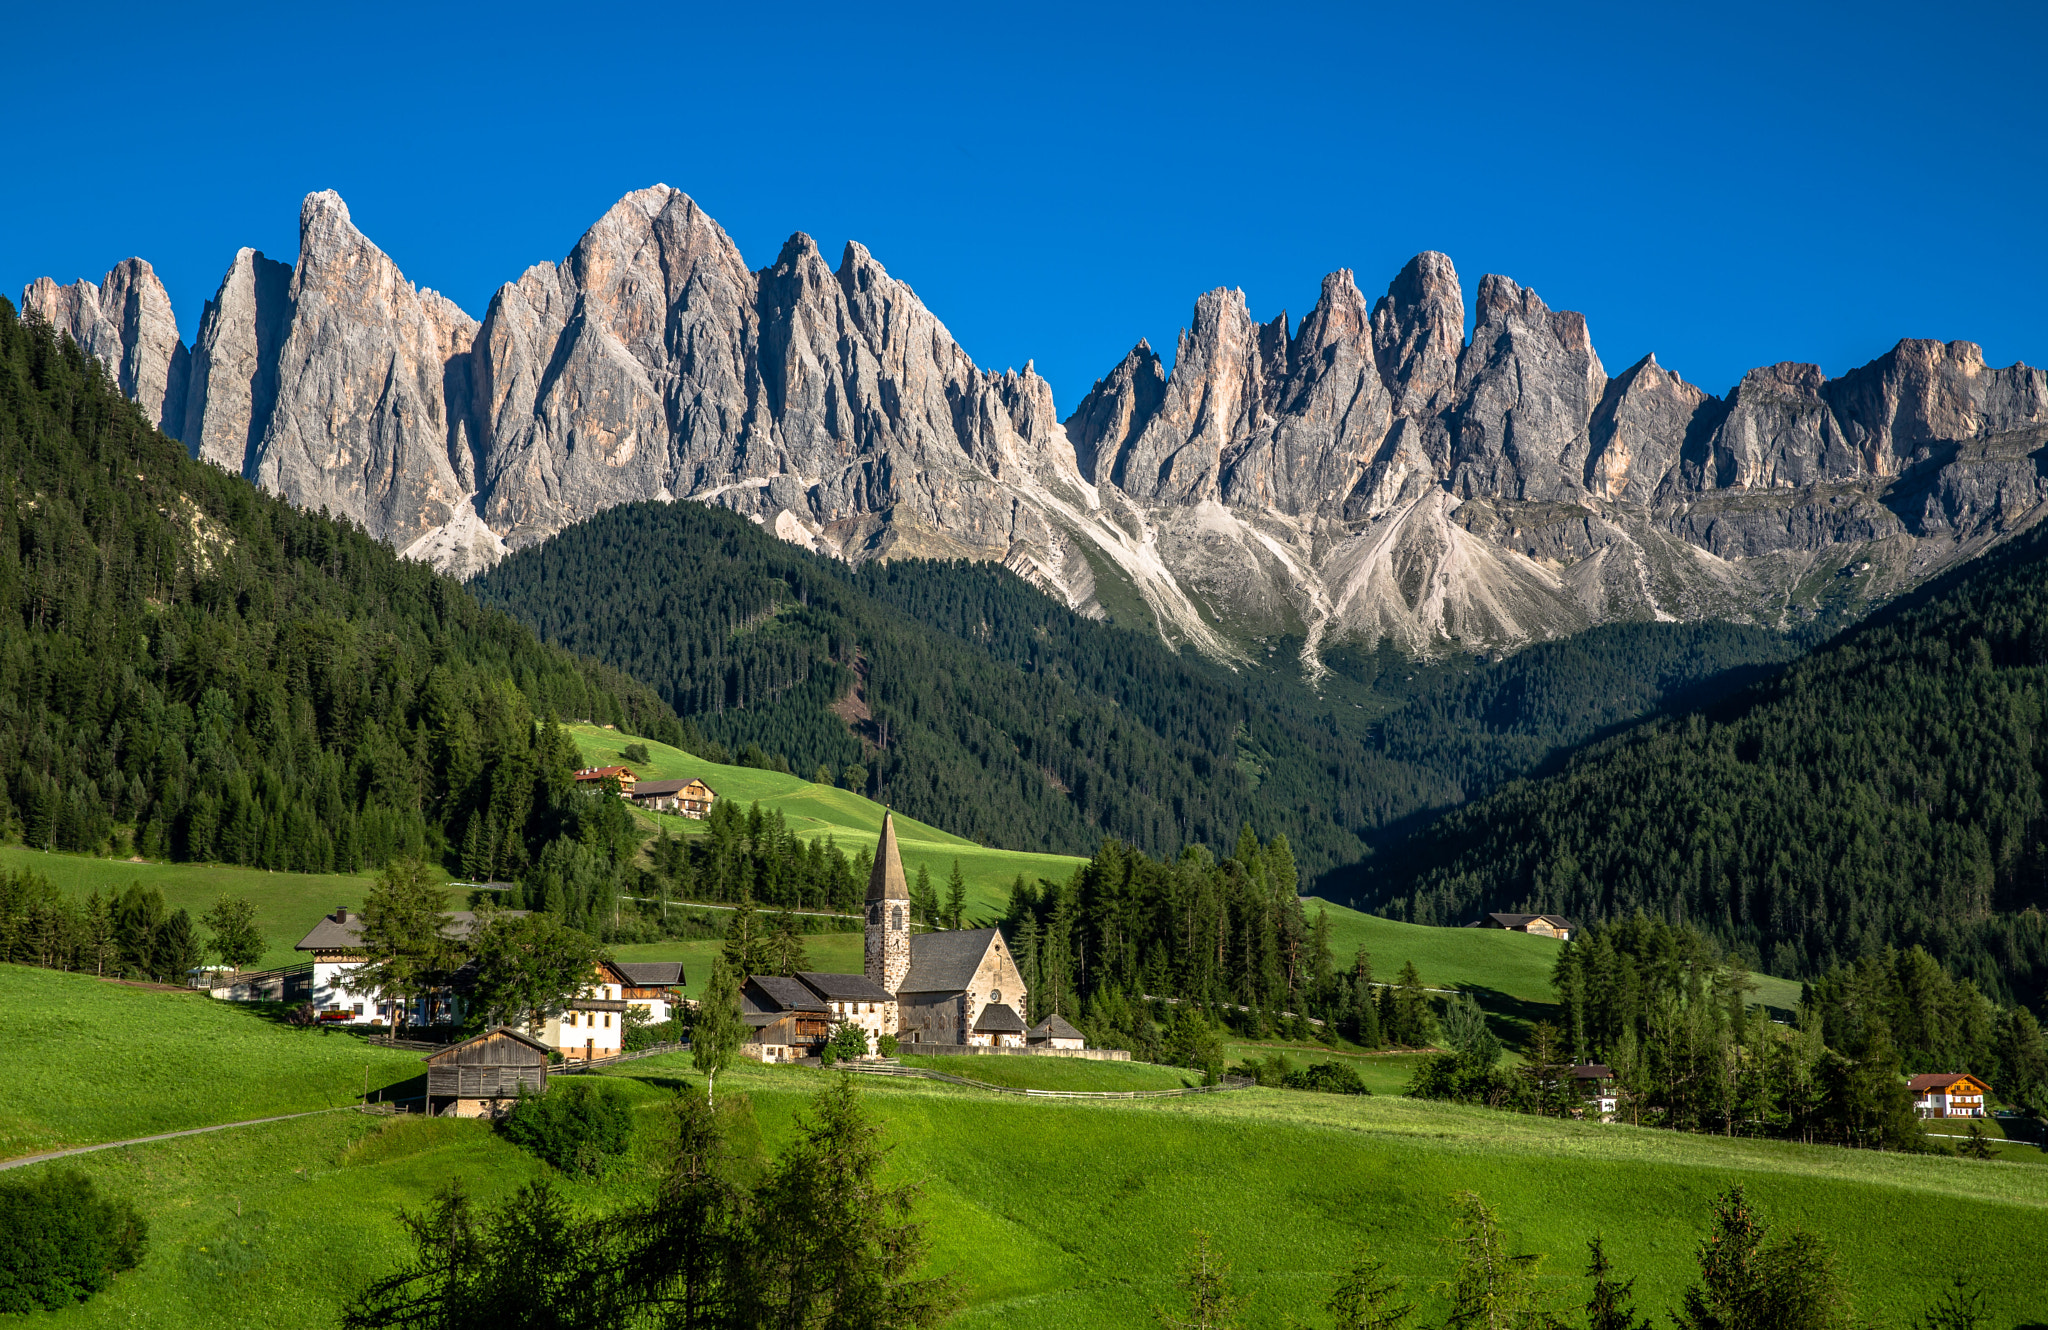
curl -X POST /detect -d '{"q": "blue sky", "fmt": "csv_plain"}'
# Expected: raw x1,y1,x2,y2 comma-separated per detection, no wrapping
3,1,2042,410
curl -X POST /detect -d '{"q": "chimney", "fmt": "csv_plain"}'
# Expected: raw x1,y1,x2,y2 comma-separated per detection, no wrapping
334,906,348,923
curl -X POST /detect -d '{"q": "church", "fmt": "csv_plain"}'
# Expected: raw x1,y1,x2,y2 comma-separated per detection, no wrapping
741,811,1036,1054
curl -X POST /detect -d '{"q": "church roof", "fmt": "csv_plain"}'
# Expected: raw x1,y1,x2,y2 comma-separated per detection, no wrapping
1029,1014,1084,1042
745,974,826,1013
899,927,1005,994
796,972,894,1003
866,811,910,902
974,1002,1027,1033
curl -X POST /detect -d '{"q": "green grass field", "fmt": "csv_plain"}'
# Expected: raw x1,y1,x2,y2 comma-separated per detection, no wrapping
892,1054,1200,1093
9,972,2042,1329
0,964,422,1160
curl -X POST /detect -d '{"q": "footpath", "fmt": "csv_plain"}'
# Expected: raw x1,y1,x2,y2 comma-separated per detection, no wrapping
0,1107,353,1173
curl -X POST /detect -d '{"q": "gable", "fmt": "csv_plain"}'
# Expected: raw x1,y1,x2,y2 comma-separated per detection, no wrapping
900,928,1015,993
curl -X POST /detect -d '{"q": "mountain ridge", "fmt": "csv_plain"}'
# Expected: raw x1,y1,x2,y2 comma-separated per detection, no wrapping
26,188,2048,665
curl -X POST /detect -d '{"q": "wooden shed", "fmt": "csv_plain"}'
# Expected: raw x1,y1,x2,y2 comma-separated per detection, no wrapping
424,1027,552,1117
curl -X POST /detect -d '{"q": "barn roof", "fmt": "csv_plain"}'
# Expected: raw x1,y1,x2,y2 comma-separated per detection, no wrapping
746,974,827,1012
1029,1014,1084,1042
614,962,687,986
423,1026,552,1064
796,971,894,1003
974,1002,1027,1033
899,928,1003,994
1476,912,1574,931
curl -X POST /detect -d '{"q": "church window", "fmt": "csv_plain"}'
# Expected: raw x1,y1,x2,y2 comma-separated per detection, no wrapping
869,902,881,925
892,905,903,930
991,990,1002,1003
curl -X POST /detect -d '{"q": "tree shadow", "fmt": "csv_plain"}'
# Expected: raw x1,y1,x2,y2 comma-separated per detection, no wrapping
1461,986,1561,1054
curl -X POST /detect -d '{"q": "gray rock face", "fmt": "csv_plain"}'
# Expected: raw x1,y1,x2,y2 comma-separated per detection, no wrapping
182,248,293,474
29,188,2048,663
22,258,189,432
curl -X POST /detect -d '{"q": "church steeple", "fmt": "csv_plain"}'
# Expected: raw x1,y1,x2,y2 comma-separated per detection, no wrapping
864,810,913,995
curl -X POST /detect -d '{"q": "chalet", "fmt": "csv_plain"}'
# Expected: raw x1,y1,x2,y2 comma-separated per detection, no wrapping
1469,912,1574,941
1570,1063,1618,1119
742,974,831,1062
631,777,719,818
574,766,638,797
424,1027,551,1118
537,959,644,1061
795,971,898,1053
614,961,688,1025
293,906,519,1026
1028,1014,1087,1050
1909,1073,1992,1119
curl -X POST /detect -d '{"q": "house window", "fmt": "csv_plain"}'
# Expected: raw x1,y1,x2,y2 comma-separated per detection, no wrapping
604,1013,611,1029
352,1003,363,1015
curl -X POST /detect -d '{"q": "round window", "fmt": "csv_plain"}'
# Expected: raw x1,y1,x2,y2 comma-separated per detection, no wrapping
991,990,1001,1003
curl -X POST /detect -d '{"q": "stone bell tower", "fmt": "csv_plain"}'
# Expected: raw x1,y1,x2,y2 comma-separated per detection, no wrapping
865,810,912,995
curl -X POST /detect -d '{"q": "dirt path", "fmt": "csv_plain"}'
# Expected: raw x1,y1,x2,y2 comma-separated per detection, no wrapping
0,1107,350,1172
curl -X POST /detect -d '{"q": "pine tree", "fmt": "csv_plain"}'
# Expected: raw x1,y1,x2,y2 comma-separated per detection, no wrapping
944,860,967,931
1319,1243,1413,1329
1157,1230,1243,1330
1436,1191,1550,1330
199,894,265,974
720,891,763,978
355,859,454,1036
1582,1236,1650,1330
1673,1186,1854,1330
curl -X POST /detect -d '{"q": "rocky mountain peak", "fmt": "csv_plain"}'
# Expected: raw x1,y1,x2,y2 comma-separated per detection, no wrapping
1371,251,1464,419
22,257,188,432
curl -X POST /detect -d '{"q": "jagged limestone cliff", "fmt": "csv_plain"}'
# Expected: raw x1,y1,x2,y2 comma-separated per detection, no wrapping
26,190,2048,665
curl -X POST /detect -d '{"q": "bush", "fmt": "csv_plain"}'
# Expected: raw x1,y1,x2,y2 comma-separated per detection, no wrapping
830,1022,869,1060
500,1080,635,1176
1283,1060,1370,1095
820,1043,839,1067
0,1169,147,1312
877,1033,899,1057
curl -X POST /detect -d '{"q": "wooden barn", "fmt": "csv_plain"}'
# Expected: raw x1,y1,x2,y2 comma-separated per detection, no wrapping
424,1027,552,1118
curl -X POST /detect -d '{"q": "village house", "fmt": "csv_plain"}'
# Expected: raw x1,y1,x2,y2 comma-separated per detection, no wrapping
294,906,519,1026
614,961,688,1025
741,974,830,1062
1571,1064,1619,1120
631,777,719,818
424,1027,551,1118
1469,912,1574,941
1028,1014,1086,1050
574,765,638,797
1909,1073,1993,1119
795,971,897,1052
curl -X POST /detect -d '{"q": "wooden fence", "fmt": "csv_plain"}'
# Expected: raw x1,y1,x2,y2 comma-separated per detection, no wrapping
835,1061,1252,1100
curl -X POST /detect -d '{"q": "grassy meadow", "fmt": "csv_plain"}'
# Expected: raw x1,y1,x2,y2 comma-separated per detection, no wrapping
891,1053,1200,1092
6,970,2041,1330
0,965,421,1160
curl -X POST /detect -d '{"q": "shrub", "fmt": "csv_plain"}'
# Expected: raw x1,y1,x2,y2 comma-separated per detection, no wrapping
0,1169,147,1312
830,1022,869,1060
625,1016,685,1052
877,1033,899,1057
500,1080,635,1176
1284,1060,1370,1095
820,1042,839,1067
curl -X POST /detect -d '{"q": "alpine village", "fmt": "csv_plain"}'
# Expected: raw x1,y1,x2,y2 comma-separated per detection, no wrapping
7,19,2048,1325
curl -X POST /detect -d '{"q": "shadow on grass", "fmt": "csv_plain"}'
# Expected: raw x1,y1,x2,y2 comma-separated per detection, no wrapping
1462,985,1559,1053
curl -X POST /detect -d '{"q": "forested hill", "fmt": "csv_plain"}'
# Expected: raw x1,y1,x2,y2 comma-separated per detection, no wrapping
0,297,679,876
1362,520,2048,1007
469,497,1794,886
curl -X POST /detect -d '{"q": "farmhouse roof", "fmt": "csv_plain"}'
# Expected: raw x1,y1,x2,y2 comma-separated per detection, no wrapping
1570,1064,1616,1081
632,778,691,797
294,906,525,953
1473,912,1573,931
614,962,687,987
575,766,636,781
1908,1073,1988,1093
866,811,911,902
1029,1014,1084,1042
746,974,828,1013
899,928,1003,994
974,1002,1027,1033
796,971,895,1003
423,1026,552,1065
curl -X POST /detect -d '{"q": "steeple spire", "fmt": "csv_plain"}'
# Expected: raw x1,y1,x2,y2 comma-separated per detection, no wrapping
865,810,911,993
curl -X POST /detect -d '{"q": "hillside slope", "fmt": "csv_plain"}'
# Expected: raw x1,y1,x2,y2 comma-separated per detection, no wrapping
474,499,1795,885
1363,520,2048,1005
0,296,675,944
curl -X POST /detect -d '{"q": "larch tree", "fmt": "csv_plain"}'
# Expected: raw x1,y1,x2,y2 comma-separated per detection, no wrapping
692,957,748,1110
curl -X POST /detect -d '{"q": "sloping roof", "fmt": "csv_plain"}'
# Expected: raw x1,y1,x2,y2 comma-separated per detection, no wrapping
866,810,910,902
615,962,686,986
423,1026,552,1064
1908,1073,1988,1093
295,907,526,953
899,927,1002,993
974,1002,1027,1033
1029,1014,1084,1042
1570,1064,1616,1080
632,779,691,798
796,971,894,1003
746,974,827,1012
1483,912,1573,931
575,766,636,781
